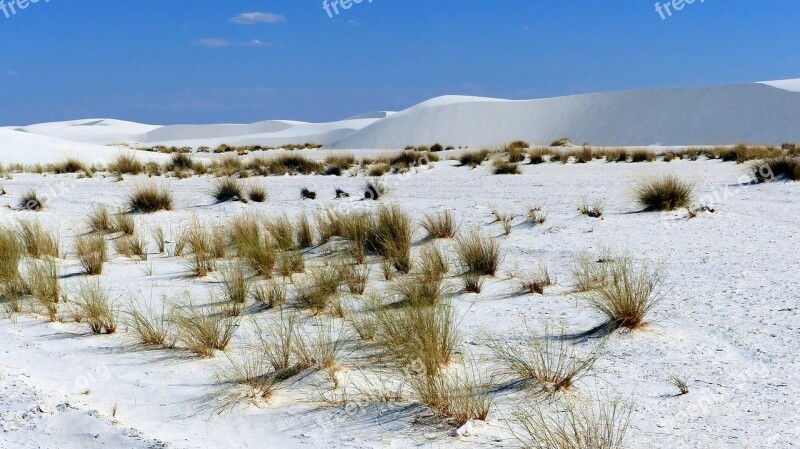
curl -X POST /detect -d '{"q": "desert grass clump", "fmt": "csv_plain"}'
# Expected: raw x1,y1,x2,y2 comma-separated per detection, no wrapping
247,184,267,203
24,259,60,321
0,228,22,281
296,267,342,315
369,205,413,273
221,262,252,305
670,376,690,395
266,216,295,250
16,219,59,258
276,250,305,277
174,302,238,357
87,206,112,233
455,229,502,276
750,156,800,182
421,210,457,239
185,220,217,277
169,152,193,171
109,153,145,175
493,159,522,175
151,226,166,254
578,197,606,218
240,234,276,278
112,211,135,236
418,244,449,282
74,234,107,275
339,262,369,295
53,157,90,174
18,189,44,211
74,280,117,334
487,323,601,392
492,209,517,236
634,175,693,211
128,184,173,213
129,233,148,260
296,214,314,249
407,361,494,426
514,397,632,449
462,273,484,294
126,301,175,348
629,148,656,163
583,257,663,330
213,177,244,202
519,261,553,294
390,272,447,307
550,137,572,147
253,279,287,309
526,205,548,225
373,299,459,377
459,149,491,168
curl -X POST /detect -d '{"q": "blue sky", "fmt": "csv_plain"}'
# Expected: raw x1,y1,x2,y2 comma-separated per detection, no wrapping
1,0,798,125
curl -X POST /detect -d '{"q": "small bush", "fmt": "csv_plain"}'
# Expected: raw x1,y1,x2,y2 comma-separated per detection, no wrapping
407,362,494,426
462,273,484,294
340,262,369,295
74,280,117,334
169,152,193,171
370,205,413,272
151,226,166,254
252,279,287,309
213,177,244,203
185,220,218,277
248,184,267,203
390,273,447,307
17,219,59,258
24,259,60,321
221,262,252,305
634,175,693,211
128,184,173,213
296,214,314,249
266,216,296,250
54,157,90,174
629,148,656,163
528,148,550,165
518,261,553,294
670,376,690,395
112,211,135,236
276,250,305,277
455,229,502,276
583,257,663,330
421,210,457,239
18,189,44,211
296,267,342,315
74,234,107,275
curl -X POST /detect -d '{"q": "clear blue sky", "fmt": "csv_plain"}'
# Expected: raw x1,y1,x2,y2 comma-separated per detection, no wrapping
1,0,798,125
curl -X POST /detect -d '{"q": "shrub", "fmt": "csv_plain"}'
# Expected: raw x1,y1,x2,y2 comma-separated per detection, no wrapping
254,313,312,376
528,148,550,165
578,197,606,218
514,397,632,449
18,189,44,211
74,280,117,334
0,228,22,281
634,175,693,211
185,220,218,277
74,234,107,275
629,148,656,163
487,323,601,392
421,210,457,239
493,160,521,175
129,233,148,260
368,163,391,176
459,149,490,168
418,244,449,282
750,157,800,182
16,219,59,258
109,154,145,175
390,273,447,307
87,206,112,233
265,154,324,175
128,184,173,213
369,205,413,272
583,257,663,330
462,273,484,294
174,302,238,357
324,153,356,173
455,229,502,276
339,262,369,295
492,209,516,236
54,157,90,174
266,216,295,250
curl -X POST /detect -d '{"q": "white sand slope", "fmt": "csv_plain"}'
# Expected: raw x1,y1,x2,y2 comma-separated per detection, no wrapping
0,128,167,165
326,82,800,149
13,119,161,145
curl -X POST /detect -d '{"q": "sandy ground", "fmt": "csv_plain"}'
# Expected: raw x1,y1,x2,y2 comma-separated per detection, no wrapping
0,158,797,448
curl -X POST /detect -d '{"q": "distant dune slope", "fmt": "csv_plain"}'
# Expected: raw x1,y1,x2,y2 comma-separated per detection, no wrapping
326,82,800,149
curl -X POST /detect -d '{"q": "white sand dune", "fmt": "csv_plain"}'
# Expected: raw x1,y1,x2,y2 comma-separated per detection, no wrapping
0,128,167,165
14,119,161,145
326,82,800,149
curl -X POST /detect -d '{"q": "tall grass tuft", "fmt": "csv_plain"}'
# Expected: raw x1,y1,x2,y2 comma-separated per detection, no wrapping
634,175,693,211
24,259,60,321
174,302,238,357
128,184,173,213
455,229,502,276
296,267,341,315
74,280,117,334
74,234,107,275
0,228,22,281
213,177,244,202
126,300,175,348
87,206,113,233
421,210,457,239
16,219,59,258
